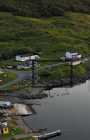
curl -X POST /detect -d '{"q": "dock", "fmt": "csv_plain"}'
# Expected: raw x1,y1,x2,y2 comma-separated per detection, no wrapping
12,130,61,140
33,129,61,140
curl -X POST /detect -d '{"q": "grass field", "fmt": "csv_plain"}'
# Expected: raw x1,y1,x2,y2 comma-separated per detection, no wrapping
0,11,89,80
0,12,90,59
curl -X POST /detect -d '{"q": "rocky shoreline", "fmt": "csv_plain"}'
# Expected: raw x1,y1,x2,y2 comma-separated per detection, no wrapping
41,71,90,90
0,69,89,100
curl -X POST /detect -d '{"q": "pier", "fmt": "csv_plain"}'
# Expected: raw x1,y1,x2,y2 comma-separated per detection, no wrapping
12,130,61,140
33,130,61,140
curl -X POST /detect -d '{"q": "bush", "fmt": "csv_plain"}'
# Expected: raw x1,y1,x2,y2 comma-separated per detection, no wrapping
0,0,90,17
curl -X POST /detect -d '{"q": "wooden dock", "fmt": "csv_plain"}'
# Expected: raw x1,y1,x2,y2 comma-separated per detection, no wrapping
33,129,61,140
12,129,61,140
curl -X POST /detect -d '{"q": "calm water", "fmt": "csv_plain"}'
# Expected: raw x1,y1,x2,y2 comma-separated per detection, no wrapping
25,81,90,140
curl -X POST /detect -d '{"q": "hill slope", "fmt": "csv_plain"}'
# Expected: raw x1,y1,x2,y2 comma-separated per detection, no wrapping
0,0,90,59
0,1,90,80
0,12,89,59
0,0,90,17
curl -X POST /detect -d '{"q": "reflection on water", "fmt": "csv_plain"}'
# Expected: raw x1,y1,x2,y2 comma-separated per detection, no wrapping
48,88,71,97
24,81,90,140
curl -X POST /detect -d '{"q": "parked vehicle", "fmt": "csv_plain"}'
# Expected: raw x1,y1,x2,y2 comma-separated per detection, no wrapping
0,101,12,109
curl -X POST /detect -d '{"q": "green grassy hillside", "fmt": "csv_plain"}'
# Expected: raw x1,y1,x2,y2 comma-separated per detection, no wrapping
0,0,90,59
0,1,90,81
0,12,89,60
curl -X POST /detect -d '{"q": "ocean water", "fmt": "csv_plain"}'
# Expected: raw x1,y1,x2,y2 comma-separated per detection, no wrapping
25,80,90,140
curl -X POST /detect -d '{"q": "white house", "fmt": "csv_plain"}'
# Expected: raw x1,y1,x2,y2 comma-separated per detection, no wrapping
16,55,40,62
16,55,30,62
65,52,82,61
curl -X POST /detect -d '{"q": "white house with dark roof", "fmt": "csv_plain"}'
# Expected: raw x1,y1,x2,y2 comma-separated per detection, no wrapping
16,55,40,62
16,55,30,62
65,52,82,61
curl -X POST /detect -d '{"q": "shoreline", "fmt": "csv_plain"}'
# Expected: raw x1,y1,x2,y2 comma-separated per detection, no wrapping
0,69,89,94
40,71,90,90
0,75,89,93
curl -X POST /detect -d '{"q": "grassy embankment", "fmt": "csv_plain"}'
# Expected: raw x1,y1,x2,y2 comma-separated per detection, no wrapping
0,71,16,85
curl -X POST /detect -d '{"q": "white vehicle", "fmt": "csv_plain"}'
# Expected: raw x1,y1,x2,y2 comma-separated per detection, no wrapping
30,55,40,60
0,101,12,108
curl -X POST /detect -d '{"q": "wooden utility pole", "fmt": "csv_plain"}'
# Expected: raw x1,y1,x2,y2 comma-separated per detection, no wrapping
31,60,35,86
70,59,73,87
31,60,38,86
